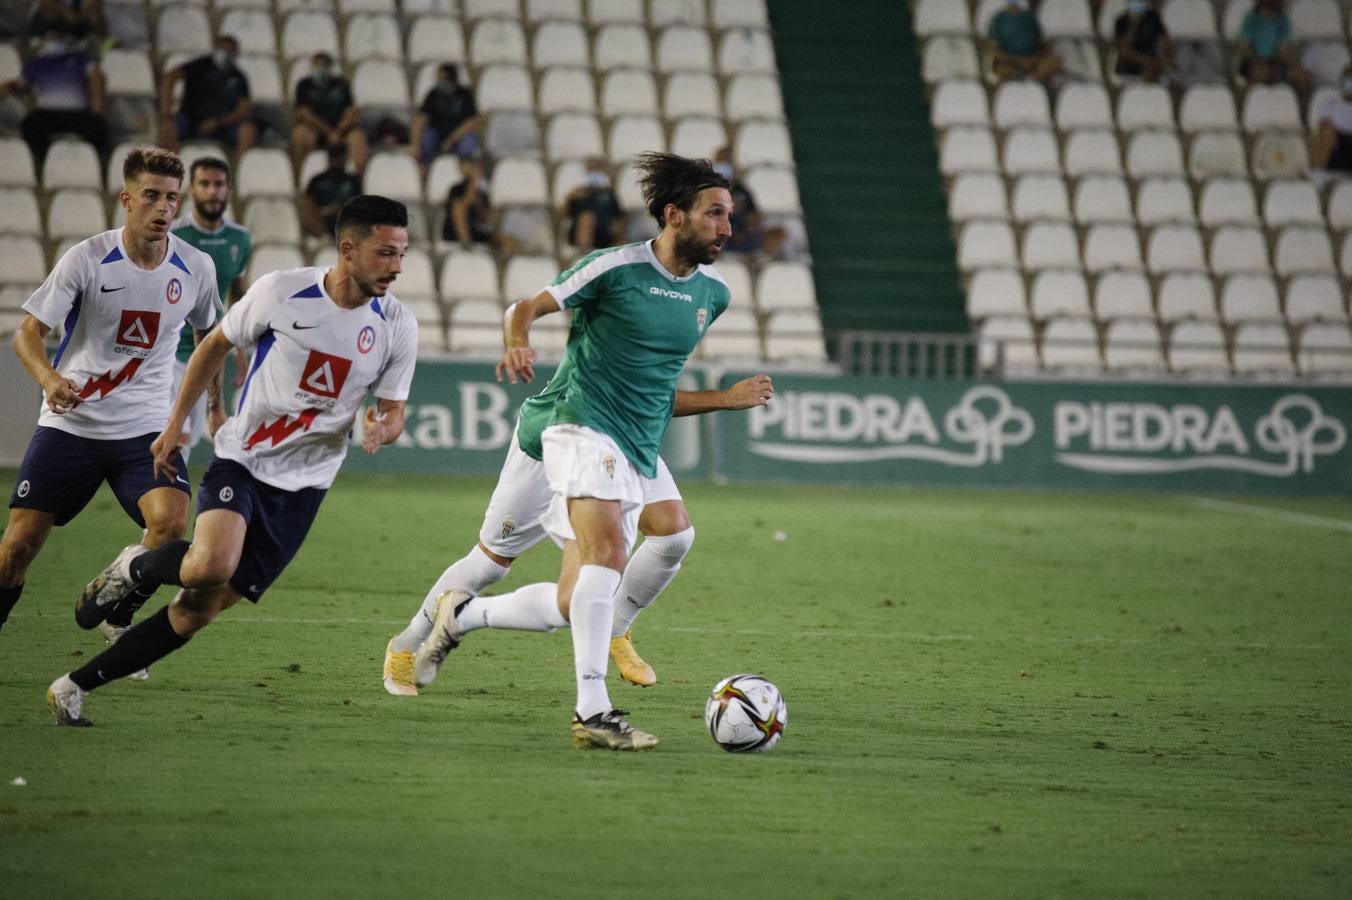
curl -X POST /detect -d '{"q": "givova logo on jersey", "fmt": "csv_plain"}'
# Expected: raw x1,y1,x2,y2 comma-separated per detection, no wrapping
113,310,160,357
295,349,352,409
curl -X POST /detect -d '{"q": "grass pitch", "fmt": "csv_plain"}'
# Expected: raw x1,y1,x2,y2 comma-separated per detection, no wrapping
1,472,1349,898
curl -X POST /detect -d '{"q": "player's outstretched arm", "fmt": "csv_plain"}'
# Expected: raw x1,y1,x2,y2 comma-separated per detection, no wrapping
13,314,81,413
496,290,561,385
362,399,407,454
151,328,234,481
673,374,774,417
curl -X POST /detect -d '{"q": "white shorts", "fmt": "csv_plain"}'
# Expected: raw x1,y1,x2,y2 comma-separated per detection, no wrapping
172,359,209,458
540,424,651,550
479,424,681,559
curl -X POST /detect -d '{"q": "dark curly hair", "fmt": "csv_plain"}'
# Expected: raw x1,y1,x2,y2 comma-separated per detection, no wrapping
634,151,730,228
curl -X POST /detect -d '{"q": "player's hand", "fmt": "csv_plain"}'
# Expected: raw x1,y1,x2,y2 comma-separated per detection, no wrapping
496,345,537,385
723,374,774,410
149,429,180,483
42,374,82,414
362,406,391,454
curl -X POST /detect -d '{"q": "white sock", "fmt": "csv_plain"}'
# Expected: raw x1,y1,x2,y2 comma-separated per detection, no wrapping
571,564,621,720
391,545,510,651
612,527,693,637
455,582,566,634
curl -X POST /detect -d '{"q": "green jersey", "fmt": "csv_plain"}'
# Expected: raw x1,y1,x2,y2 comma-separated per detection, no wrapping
520,241,730,478
172,217,251,362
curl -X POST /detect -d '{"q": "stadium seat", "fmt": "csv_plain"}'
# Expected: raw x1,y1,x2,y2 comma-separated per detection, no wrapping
448,299,507,354
469,18,528,67
977,315,1038,372
930,80,990,129
281,11,340,63
465,0,521,19
47,190,106,241
243,198,301,245
341,0,399,13
220,9,277,56
0,284,34,310
549,159,586,209
1198,177,1260,227
397,0,454,12
104,2,151,51
1209,226,1271,276
1250,131,1309,180
1162,0,1220,40
0,138,36,186
958,221,1018,270
365,152,423,204
734,121,793,168
0,186,41,237
700,306,763,360
538,67,596,115
1135,177,1196,227
724,74,783,122
532,20,590,67
0,236,49,285
408,17,467,65
1290,0,1343,39
1125,131,1185,179
1083,223,1143,273
476,65,534,112
1241,84,1302,133
1297,322,1352,375
608,114,666,161
102,48,155,100
1168,320,1230,374
485,110,541,157
923,35,980,83
247,244,305,283
1220,273,1283,323
155,7,211,60
670,116,727,160
1341,233,1352,278
593,25,652,71
1232,322,1295,376
711,0,769,29
1012,174,1070,223
755,262,816,313
940,127,999,176
395,248,439,300
717,28,777,75
763,310,828,363
1274,227,1337,277
714,255,753,305
603,69,660,117
490,156,548,206
1020,221,1081,271
236,54,283,108
1030,269,1090,320
1285,274,1348,324
1063,130,1123,177
440,249,500,302
1158,272,1218,322
912,0,971,35
648,0,704,29
1104,319,1166,373
1094,271,1154,321
663,71,721,119
352,60,411,120
1041,317,1102,371
1054,82,1112,132
545,112,604,161
1302,40,1350,86
586,0,642,25
1187,131,1249,179
1178,84,1238,133
993,81,1053,130
1116,83,1174,132
503,255,559,302
948,173,1008,222
1001,127,1060,176
1146,224,1208,275
344,14,403,62
656,26,714,74
965,268,1027,320
743,166,801,215
1072,175,1133,225
41,140,102,190
236,148,296,199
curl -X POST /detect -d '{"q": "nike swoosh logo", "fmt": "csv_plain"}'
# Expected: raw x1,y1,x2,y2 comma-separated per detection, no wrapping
292,321,318,330
100,286,126,293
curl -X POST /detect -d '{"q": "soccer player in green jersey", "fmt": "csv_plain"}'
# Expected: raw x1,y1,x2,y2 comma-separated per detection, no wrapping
171,156,251,460
416,152,735,750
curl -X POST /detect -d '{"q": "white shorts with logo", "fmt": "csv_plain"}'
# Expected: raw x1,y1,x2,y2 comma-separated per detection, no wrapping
479,424,680,558
172,359,209,462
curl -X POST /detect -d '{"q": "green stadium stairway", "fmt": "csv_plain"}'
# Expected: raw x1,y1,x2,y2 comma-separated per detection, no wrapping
767,0,967,339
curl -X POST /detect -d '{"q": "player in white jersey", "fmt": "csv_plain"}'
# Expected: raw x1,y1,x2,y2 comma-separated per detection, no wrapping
47,196,418,726
0,147,221,642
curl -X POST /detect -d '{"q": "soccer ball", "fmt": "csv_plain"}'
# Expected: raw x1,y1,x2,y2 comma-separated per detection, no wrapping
704,674,787,752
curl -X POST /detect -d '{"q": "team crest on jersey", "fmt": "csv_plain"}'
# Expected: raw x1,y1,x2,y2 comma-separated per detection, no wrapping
166,278,182,304
357,325,376,354
299,350,352,399
602,454,616,479
500,518,516,539
117,310,160,349
696,308,708,332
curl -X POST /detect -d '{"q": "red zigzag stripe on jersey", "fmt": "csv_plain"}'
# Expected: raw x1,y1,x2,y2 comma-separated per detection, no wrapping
244,408,322,450
77,358,144,399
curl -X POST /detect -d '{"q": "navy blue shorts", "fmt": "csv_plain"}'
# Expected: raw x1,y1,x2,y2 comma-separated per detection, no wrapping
195,456,326,603
9,426,190,527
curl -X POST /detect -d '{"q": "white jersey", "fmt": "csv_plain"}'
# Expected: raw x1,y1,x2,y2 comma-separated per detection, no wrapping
23,229,220,440
212,267,418,491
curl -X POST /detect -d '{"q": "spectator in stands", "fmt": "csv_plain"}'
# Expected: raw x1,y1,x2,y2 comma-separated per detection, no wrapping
1113,0,1177,83
0,28,109,167
158,35,258,157
986,0,1062,84
292,52,368,174
1309,65,1352,188
561,157,625,253
714,146,786,260
410,63,483,165
440,156,516,254
301,143,362,239
1237,0,1310,95
28,0,104,43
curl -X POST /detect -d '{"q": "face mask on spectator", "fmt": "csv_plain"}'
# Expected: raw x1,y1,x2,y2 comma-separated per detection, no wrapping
1127,0,1148,14
213,49,233,68
39,38,67,56
313,65,331,83
586,171,609,189
713,162,734,181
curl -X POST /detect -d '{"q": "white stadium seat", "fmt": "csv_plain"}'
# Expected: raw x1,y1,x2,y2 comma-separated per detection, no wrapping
1209,226,1271,276
978,315,1038,372
1030,269,1090,320
503,255,559,302
0,187,42,236
1116,83,1174,132
1232,322,1295,376
1169,321,1230,374
1002,127,1060,176
1297,323,1352,376
948,173,1008,222
1188,131,1248,179
1285,275,1348,324
1055,82,1112,131
537,67,596,115
1094,271,1154,321
966,268,1027,320
1178,84,1238,133
940,127,999,175
755,262,816,313
1147,224,1207,275
958,221,1018,270
1041,317,1103,371
666,72,722,119
1063,130,1123,177
1082,223,1143,273
1073,175,1133,225
602,69,660,118
1020,221,1081,271
1274,227,1337,277
1135,177,1196,227
1220,273,1283,323
1198,177,1260,227
656,26,714,74
930,81,990,129
440,250,500,302
1158,272,1218,322
47,190,107,240
1104,319,1166,373
1012,174,1070,223
717,28,776,75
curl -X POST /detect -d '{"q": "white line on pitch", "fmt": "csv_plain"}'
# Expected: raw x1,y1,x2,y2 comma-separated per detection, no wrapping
1183,496,1352,533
